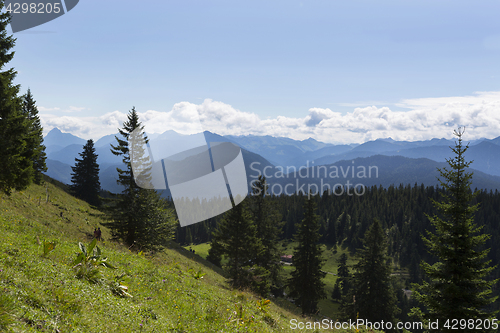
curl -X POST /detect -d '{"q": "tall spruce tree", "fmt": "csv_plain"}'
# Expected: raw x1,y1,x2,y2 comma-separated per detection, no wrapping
332,253,350,301
411,128,498,332
250,175,285,295
342,219,399,329
206,236,223,268
331,280,342,301
0,4,34,194
209,200,269,292
288,194,326,315
70,139,101,207
104,107,177,249
337,253,351,297
21,89,46,184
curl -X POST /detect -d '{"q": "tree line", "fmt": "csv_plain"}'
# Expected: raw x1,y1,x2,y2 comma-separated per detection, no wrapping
0,6,46,195
179,175,500,290
178,167,500,292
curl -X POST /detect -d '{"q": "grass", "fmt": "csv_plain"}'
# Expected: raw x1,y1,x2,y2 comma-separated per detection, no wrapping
0,178,383,332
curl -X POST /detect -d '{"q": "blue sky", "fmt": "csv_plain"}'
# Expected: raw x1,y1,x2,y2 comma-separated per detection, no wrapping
8,0,500,143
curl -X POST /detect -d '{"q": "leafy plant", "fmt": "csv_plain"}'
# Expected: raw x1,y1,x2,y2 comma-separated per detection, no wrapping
42,240,56,257
256,298,271,314
71,238,115,283
109,273,133,298
188,268,206,280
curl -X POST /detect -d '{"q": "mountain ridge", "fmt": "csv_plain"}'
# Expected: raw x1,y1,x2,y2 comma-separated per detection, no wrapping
42,127,500,192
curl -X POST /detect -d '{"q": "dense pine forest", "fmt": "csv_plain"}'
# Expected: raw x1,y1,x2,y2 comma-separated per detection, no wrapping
176,183,500,302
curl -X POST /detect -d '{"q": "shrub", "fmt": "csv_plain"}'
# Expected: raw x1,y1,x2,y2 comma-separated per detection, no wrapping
71,238,116,283
108,273,133,298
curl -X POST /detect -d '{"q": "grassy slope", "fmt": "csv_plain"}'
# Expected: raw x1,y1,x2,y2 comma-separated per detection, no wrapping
0,178,381,333
187,241,360,321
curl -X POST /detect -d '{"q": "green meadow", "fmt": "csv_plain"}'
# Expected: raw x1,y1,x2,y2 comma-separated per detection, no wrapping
186,241,362,321
0,177,380,332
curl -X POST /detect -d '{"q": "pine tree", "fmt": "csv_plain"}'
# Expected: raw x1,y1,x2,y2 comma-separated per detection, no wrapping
209,200,267,294
337,211,349,244
288,194,326,315
411,128,498,332
206,237,223,268
131,189,178,249
408,247,421,283
342,219,399,329
327,214,337,245
0,4,34,194
106,107,148,245
21,89,46,184
250,175,285,295
337,253,351,297
70,139,101,206
332,253,351,302
104,107,177,249
331,280,342,301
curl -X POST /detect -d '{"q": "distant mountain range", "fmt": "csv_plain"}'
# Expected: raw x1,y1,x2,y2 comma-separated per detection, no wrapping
43,128,500,193
258,155,500,194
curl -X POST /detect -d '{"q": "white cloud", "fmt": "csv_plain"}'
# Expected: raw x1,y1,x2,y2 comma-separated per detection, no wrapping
305,108,340,127
40,91,500,144
39,106,85,113
38,106,60,112
65,106,86,113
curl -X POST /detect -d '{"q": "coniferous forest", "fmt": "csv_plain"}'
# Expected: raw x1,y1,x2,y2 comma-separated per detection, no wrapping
177,172,500,316
177,182,500,279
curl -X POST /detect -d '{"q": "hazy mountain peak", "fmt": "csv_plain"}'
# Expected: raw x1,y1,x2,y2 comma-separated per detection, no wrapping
44,128,86,148
94,133,118,147
376,137,396,142
48,127,62,134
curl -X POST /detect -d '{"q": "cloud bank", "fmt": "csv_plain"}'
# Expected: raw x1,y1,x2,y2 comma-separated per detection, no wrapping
40,91,500,144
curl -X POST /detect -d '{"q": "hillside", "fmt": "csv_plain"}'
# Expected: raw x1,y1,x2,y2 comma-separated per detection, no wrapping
0,177,378,332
